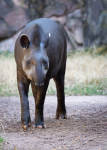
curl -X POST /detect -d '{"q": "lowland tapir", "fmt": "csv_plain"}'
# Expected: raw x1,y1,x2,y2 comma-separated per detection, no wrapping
14,18,67,130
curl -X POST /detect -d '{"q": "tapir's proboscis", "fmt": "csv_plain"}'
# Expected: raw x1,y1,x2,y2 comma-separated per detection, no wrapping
14,18,67,130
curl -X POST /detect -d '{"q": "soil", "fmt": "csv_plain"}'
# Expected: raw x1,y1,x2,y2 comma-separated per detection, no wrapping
0,96,107,150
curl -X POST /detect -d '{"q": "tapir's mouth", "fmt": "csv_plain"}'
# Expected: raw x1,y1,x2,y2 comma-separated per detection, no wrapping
35,82,44,87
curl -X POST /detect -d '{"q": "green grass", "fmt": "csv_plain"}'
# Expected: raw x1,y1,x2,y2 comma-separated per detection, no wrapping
0,51,13,58
0,84,18,96
0,137,4,143
65,79,107,96
46,78,107,96
0,137,4,150
0,50,107,96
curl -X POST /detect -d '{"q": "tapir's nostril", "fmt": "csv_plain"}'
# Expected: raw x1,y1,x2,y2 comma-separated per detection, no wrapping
35,82,44,86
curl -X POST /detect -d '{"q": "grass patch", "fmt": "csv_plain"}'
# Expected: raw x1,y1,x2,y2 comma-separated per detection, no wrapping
65,51,107,95
0,137,4,143
65,79,107,96
0,51,18,96
0,50,107,96
0,137,4,150
0,51,13,58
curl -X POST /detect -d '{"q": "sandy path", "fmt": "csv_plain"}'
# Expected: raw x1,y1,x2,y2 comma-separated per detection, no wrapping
0,96,107,150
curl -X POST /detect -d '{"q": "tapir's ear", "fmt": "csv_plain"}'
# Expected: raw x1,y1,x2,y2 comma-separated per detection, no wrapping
20,34,30,49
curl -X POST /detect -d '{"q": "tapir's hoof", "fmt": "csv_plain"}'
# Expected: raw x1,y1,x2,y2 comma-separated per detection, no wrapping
35,124,46,129
56,113,67,119
22,122,31,131
22,125,28,131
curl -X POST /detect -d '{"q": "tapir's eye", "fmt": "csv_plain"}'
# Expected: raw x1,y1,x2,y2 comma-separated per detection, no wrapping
42,59,49,70
26,60,31,66
26,60,35,67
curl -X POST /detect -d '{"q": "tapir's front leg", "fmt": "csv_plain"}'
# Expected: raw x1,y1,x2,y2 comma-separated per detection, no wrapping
32,80,49,128
17,70,31,130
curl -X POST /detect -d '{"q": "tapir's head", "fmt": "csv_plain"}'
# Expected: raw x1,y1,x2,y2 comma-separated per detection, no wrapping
20,24,49,86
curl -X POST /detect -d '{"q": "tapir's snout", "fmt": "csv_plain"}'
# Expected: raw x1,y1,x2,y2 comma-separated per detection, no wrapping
35,57,49,86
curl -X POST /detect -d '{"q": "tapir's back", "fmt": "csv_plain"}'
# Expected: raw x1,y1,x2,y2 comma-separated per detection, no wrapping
26,18,66,50
27,18,62,35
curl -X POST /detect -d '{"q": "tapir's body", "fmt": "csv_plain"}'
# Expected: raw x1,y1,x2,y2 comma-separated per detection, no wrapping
14,18,67,130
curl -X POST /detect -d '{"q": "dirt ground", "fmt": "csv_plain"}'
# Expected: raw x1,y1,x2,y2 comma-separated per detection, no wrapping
0,96,107,150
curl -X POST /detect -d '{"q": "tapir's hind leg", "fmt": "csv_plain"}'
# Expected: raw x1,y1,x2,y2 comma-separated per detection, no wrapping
54,72,67,119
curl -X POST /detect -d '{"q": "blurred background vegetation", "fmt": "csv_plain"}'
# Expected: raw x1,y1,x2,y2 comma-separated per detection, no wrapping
0,0,107,96
0,51,107,96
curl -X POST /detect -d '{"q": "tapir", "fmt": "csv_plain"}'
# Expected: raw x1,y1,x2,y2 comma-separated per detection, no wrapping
14,18,67,130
